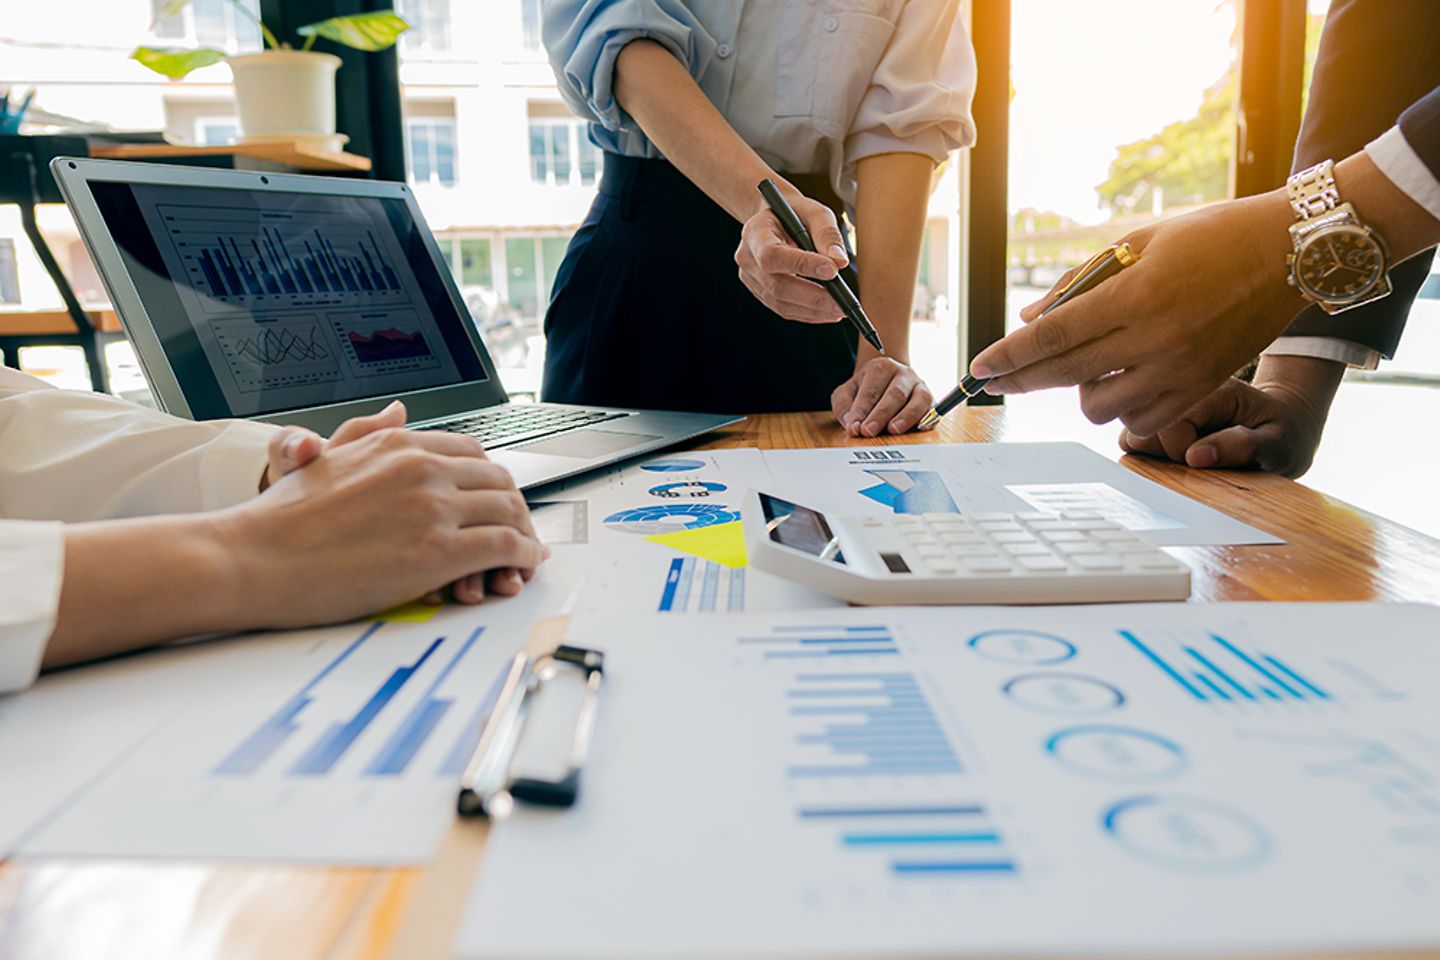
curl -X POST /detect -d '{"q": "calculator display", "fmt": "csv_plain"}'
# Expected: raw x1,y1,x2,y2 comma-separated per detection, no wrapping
759,494,846,564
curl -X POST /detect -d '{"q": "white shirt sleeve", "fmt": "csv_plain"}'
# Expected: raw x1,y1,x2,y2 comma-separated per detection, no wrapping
845,0,977,166
0,369,277,522
0,521,63,694
0,368,277,693
1367,125,1440,223
1262,336,1381,370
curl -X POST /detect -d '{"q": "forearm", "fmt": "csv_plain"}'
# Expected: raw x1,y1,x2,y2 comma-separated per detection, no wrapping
45,516,243,669
1336,151,1440,262
613,38,785,220
854,153,935,365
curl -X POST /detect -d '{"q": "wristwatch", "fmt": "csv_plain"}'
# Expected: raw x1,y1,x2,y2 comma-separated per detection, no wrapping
1285,159,1391,314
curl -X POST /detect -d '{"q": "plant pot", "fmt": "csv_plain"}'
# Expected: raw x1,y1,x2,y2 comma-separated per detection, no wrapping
227,50,342,142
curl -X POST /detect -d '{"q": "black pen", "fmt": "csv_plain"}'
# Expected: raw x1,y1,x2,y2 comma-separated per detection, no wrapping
756,178,885,354
918,241,1139,429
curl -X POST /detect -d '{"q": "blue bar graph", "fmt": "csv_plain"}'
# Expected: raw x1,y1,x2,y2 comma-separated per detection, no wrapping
656,556,742,613
794,802,1018,878
1122,629,1333,704
366,627,486,776
438,663,510,776
738,624,899,660
783,672,961,778
291,637,443,776
215,623,383,775
190,225,400,301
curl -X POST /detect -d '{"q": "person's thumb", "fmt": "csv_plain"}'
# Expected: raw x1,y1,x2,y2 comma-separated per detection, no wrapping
328,399,407,447
805,207,849,269
264,426,323,487
1185,424,1273,471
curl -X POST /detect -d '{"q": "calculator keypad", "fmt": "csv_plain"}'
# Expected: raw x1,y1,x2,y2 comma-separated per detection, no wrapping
895,512,1184,579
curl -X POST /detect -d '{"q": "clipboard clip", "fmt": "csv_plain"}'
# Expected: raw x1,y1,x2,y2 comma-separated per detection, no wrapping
457,644,605,819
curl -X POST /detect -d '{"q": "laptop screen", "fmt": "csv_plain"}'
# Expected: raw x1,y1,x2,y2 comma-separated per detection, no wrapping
87,180,489,419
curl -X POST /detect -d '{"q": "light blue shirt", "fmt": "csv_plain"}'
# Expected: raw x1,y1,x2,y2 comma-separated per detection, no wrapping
542,0,976,208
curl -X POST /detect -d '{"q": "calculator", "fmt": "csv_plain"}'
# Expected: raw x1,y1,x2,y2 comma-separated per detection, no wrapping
743,490,1191,605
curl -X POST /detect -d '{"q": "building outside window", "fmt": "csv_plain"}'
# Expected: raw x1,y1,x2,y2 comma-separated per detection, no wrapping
407,117,458,186
528,117,601,187
397,0,453,54
194,117,239,146
0,240,20,305
151,0,262,50
520,0,543,51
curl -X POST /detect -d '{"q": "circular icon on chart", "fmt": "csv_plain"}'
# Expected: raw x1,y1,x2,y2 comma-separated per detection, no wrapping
603,502,741,535
968,629,1077,665
1001,673,1125,715
640,458,706,473
649,481,728,499
1101,795,1270,872
1045,725,1186,782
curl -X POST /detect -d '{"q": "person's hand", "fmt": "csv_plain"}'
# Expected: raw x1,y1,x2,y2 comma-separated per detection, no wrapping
735,189,850,323
968,189,1307,437
220,426,548,628
261,401,537,604
1117,354,1344,478
830,357,935,437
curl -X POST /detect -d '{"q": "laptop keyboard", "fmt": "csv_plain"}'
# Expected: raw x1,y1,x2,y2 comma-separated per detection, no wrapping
419,405,629,448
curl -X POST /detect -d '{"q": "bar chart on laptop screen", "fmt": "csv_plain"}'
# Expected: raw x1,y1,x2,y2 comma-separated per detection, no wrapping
154,202,414,314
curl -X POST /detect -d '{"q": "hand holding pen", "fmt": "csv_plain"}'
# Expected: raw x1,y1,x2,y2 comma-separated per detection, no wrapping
919,242,1139,429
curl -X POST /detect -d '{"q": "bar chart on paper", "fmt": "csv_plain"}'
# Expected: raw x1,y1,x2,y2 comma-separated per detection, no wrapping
1121,628,1335,705
24,617,515,863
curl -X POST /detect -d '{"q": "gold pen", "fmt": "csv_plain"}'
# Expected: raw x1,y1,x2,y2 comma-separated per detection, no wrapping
918,241,1139,429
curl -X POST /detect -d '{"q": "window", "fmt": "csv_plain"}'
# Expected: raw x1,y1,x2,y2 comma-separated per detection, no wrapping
460,239,494,288
151,0,262,51
397,0,452,53
194,117,239,146
520,0,543,51
407,117,457,186
528,118,601,187
504,238,540,316
0,240,19,305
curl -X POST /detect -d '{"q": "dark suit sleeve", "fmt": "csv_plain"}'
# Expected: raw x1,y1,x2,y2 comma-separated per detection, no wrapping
1278,0,1440,358
1396,85,1440,181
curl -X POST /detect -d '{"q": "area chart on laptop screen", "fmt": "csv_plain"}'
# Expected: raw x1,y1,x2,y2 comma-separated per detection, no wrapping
153,203,413,315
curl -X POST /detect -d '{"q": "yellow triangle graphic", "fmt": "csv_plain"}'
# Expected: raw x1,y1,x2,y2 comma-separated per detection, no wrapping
645,520,748,568
368,599,444,623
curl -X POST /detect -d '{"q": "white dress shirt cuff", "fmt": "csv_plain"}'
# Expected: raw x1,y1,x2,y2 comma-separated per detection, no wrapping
1366,126,1440,223
0,521,64,693
1263,336,1381,370
197,421,275,512
846,127,954,168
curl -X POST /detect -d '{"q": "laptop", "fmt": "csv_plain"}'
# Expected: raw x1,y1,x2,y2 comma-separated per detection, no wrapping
52,157,742,490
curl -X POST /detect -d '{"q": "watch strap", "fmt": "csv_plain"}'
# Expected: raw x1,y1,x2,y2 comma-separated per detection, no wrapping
1287,159,1340,220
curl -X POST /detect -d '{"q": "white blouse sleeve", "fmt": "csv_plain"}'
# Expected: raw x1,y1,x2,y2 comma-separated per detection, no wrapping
846,0,977,165
0,370,276,523
0,521,63,694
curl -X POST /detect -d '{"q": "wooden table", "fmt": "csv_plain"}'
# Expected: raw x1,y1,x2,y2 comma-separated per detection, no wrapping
3,409,1439,960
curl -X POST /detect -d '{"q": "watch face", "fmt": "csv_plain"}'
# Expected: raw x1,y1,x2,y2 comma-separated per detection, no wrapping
1294,224,1387,303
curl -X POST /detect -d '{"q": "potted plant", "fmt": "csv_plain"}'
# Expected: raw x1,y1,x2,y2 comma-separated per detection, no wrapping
132,2,409,148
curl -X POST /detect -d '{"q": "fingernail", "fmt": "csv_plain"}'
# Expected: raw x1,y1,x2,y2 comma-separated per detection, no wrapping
284,433,303,458
542,545,553,561
384,400,403,413
970,362,994,379
464,573,486,597
815,261,837,280
1188,445,1218,468
828,244,848,263
984,381,1007,395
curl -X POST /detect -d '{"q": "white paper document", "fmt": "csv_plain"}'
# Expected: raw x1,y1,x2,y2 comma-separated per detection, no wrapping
761,442,1279,545
529,449,841,615
458,603,1440,958
15,589,558,864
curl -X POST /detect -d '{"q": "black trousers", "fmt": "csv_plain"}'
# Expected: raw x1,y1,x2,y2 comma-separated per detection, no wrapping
540,154,858,414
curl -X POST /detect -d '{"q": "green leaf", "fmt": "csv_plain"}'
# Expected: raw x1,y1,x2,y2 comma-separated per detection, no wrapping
296,11,410,52
156,0,193,16
131,46,229,80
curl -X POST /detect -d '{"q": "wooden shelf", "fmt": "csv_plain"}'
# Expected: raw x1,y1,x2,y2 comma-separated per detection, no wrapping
0,308,124,335
91,141,372,174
